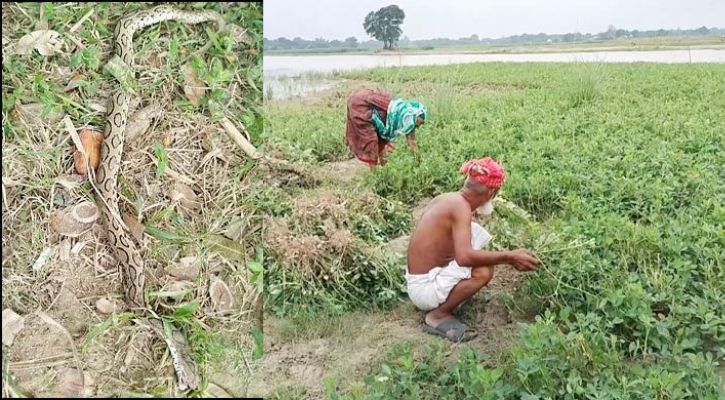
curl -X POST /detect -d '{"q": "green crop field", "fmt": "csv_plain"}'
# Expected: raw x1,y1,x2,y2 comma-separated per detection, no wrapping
262,62,725,398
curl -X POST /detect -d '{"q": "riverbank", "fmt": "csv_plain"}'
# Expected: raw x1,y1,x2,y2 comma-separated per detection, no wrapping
266,36,725,56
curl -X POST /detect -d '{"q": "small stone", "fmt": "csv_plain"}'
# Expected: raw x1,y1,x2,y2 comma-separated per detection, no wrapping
2,308,25,346
165,256,200,281
95,298,118,314
209,278,233,312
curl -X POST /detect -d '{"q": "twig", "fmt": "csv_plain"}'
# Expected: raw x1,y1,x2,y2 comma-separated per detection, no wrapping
219,117,261,160
35,312,84,394
147,154,195,185
65,33,86,50
239,347,253,381
219,117,311,177
1,181,8,212
8,353,74,368
69,9,94,33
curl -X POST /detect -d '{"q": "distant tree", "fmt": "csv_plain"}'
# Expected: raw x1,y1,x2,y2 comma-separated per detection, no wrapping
606,24,616,40
292,37,306,49
314,37,329,48
363,5,405,50
344,36,359,48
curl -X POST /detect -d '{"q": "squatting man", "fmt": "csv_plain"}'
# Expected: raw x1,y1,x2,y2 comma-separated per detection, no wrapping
406,157,540,342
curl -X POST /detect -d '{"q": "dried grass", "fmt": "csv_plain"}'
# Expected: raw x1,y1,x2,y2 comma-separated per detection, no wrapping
2,2,261,396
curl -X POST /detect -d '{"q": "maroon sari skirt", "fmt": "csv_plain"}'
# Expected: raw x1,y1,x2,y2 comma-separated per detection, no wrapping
345,89,392,165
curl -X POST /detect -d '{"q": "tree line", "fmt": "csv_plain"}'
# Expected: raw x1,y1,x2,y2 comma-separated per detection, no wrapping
265,25,724,51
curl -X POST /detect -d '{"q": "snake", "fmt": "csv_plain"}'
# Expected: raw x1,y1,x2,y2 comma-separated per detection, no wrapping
93,5,226,390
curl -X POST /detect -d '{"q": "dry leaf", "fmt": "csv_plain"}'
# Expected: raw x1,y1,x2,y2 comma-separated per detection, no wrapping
182,64,205,107
126,103,162,142
71,241,87,256
33,247,55,272
3,35,15,63
87,100,106,113
55,174,85,190
2,308,26,346
165,256,200,281
50,206,92,238
206,383,232,398
225,24,251,48
63,73,84,92
12,103,64,125
167,182,201,211
16,30,63,56
207,234,245,262
223,216,245,241
58,239,72,263
122,213,145,243
95,298,118,314
159,280,193,302
52,367,85,398
73,128,103,175
209,278,233,312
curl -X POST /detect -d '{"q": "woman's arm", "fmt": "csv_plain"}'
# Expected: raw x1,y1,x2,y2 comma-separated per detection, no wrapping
407,132,421,163
406,132,418,152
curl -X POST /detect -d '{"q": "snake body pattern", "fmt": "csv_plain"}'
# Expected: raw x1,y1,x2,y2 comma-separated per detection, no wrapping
94,5,226,390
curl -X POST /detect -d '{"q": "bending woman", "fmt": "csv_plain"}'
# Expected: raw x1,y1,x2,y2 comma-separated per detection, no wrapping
345,89,427,168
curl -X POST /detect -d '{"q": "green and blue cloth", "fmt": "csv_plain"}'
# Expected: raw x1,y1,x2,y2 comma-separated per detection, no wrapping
371,98,427,140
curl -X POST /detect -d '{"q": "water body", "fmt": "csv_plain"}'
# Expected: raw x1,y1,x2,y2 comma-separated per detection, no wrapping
264,49,725,99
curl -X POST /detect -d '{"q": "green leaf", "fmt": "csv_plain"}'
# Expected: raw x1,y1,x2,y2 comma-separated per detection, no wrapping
250,326,263,360
247,261,263,274
207,234,245,262
144,225,188,243
103,55,137,93
154,142,168,177
173,301,201,319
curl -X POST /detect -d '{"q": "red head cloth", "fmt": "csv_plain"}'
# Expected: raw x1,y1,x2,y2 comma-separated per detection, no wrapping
460,157,506,189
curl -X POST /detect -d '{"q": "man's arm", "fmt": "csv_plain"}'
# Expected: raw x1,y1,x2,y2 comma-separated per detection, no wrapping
451,202,539,270
451,203,509,267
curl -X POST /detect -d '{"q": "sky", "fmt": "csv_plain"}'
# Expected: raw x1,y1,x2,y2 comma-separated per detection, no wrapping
264,0,724,40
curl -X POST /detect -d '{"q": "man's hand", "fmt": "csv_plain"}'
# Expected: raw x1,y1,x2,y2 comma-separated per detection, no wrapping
507,249,539,271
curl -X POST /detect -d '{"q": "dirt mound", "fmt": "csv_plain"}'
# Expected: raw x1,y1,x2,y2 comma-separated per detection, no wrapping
256,307,436,399
318,159,369,184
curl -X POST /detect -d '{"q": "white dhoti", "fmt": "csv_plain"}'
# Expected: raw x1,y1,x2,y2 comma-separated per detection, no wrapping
406,222,492,311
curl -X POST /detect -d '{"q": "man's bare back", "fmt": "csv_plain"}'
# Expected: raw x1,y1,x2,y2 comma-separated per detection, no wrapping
407,192,471,274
